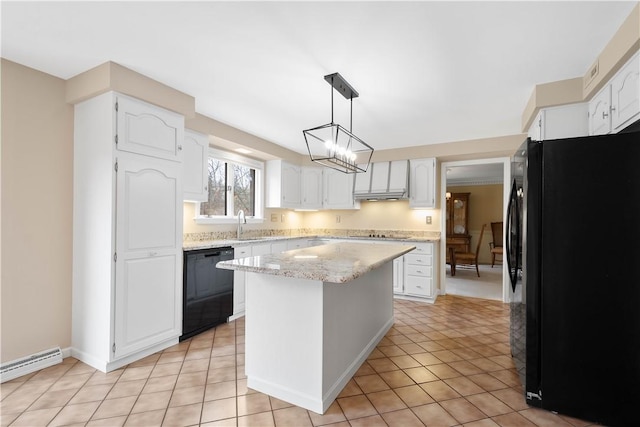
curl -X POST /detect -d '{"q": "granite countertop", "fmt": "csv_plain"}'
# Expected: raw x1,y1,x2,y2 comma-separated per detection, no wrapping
183,234,439,251
216,242,416,284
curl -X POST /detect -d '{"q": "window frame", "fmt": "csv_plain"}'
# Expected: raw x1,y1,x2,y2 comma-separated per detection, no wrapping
194,148,265,225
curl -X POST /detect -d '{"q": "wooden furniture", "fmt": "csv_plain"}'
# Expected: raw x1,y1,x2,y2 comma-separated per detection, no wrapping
489,221,504,267
446,192,471,261
452,224,486,277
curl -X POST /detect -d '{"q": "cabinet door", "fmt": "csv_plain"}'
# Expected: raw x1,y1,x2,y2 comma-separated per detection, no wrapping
611,52,640,132
252,243,272,256
116,95,185,162
232,245,251,317
323,169,357,209
589,86,611,136
409,158,436,208
114,154,182,359
393,257,404,293
301,167,323,209
271,241,288,254
282,163,301,207
389,160,409,193
183,130,209,202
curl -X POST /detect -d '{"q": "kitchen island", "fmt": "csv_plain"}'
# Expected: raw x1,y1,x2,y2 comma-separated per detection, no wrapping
216,241,415,414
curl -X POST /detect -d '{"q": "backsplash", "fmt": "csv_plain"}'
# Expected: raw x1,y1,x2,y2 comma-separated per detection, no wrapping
183,228,441,242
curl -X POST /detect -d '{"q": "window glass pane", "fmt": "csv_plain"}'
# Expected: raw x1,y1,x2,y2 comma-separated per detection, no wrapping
200,158,227,216
233,164,255,216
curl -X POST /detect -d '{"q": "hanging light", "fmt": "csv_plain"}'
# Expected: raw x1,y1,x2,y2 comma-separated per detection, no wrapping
303,73,373,174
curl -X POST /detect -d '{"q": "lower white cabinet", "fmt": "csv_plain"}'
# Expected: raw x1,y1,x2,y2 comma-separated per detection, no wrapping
394,242,437,303
232,240,299,319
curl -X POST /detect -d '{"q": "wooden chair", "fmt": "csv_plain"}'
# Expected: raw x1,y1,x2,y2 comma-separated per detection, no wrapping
489,221,503,267
452,224,486,277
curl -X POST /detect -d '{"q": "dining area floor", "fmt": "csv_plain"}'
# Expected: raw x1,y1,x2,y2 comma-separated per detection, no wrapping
1,295,597,426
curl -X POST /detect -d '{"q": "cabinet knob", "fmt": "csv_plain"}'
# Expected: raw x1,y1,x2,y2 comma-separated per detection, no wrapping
204,186,208,191
611,106,616,112
178,145,183,151
602,111,609,119
149,251,158,257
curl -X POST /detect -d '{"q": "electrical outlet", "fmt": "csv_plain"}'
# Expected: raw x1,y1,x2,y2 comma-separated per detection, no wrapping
336,215,341,223
426,216,432,224
281,214,285,222
271,214,278,222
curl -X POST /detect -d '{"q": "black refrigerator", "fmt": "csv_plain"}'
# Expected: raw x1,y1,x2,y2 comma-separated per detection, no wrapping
508,130,640,426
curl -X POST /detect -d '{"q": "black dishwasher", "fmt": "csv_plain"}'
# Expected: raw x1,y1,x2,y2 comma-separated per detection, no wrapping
181,247,234,341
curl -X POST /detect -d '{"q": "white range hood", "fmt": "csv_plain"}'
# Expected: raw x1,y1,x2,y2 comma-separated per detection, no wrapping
353,160,409,200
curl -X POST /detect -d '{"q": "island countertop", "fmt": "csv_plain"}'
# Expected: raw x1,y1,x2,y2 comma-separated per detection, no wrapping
216,241,416,283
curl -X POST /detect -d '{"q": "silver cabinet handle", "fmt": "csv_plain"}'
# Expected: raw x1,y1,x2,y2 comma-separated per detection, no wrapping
603,111,609,119
611,105,616,111
149,251,158,257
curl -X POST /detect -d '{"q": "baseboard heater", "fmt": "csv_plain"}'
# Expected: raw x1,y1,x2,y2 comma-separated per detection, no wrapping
0,347,63,383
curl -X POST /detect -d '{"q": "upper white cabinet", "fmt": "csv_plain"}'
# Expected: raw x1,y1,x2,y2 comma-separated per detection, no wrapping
529,103,588,141
183,130,209,202
353,165,372,194
301,167,323,209
409,158,436,208
116,95,184,162
72,92,184,372
323,168,359,210
266,160,301,209
589,51,640,135
370,161,390,193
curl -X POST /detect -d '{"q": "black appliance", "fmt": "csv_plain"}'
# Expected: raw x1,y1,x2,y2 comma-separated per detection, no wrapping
181,247,234,341
509,131,640,426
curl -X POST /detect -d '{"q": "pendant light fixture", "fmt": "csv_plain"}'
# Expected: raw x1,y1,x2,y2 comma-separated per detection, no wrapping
303,72,373,173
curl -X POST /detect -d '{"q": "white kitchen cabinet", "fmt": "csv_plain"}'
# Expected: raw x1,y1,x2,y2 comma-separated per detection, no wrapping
396,242,436,302
271,241,289,254
72,92,184,372
529,103,588,141
323,168,359,209
588,87,612,136
266,160,301,209
115,95,184,162
611,51,640,132
392,257,404,294
301,167,323,209
183,130,209,202
409,158,436,208
370,161,390,193
232,245,251,319
286,238,309,251
589,51,640,135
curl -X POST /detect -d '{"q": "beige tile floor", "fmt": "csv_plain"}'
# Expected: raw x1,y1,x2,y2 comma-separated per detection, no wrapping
1,295,599,426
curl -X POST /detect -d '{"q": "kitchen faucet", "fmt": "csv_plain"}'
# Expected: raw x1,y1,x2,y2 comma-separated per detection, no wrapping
237,209,246,239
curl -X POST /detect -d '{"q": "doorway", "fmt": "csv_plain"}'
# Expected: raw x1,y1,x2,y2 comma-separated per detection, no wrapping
439,158,511,302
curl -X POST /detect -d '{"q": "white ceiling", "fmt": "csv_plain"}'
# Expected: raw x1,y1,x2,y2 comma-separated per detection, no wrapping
2,1,636,156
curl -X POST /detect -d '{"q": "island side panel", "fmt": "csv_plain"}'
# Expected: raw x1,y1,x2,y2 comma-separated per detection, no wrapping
244,272,325,412
321,262,394,411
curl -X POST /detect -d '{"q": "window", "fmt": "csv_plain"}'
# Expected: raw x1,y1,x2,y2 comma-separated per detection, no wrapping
196,148,264,223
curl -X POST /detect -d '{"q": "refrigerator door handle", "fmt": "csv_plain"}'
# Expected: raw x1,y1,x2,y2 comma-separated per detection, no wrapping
506,179,520,292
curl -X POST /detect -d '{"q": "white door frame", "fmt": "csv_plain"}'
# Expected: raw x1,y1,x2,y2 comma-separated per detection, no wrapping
439,157,511,303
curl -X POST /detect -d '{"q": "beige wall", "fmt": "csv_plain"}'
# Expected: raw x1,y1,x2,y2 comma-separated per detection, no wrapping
447,184,503,264
1,59,74,362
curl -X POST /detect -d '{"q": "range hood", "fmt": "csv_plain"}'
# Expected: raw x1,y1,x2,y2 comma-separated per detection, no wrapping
353,160,409,200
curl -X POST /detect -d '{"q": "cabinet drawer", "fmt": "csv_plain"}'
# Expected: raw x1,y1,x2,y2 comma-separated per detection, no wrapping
234,247,251,258
405,253,432,266
404,275,432,297
406,264,432,277
412,243,433,255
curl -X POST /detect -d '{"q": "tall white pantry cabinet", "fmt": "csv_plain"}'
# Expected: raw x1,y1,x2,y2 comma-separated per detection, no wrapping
72,92,184,372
